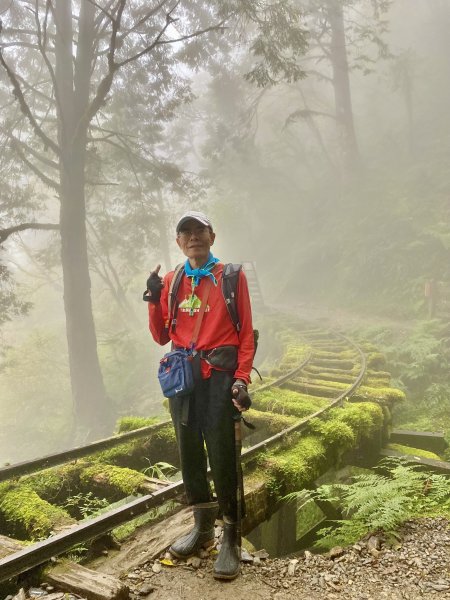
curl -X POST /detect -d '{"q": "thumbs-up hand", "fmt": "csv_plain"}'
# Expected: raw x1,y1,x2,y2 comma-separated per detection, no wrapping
144,264,164,304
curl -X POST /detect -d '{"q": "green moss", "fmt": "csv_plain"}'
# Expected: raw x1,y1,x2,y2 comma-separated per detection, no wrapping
367,352,387,369
330,402,383,441
282,380,340,398
252,387,329,417
80,464,146,496
116,416,158,433
365,376,391,388
309,418,356,451
94,440,141,465
262,435,327,497
352,386,405,405
0,487,73,539
314,350,357,360
152,423,176,444
387,444,441,460
23,463,83,499
308,371,356,384
295,377,349,390
247,409,297,433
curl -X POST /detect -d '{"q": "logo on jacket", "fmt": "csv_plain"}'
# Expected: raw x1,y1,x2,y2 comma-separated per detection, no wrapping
179,294,210,316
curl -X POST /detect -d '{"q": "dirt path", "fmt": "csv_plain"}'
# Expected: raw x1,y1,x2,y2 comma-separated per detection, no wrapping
119,518,450,600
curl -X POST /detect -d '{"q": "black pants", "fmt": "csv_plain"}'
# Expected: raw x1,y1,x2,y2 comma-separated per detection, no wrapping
169,367,243,521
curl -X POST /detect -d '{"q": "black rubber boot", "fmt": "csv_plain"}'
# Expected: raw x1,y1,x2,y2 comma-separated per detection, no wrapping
169,502,218,558
213,519,240,580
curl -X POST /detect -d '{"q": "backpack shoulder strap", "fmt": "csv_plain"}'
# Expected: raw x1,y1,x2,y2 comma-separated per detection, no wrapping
221,263,242,332
167,263,184,332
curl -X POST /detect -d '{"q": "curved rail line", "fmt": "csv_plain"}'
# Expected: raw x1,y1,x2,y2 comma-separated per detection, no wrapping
0,327,367,583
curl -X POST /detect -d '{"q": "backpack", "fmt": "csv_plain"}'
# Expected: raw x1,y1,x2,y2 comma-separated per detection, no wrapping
167,263,259,357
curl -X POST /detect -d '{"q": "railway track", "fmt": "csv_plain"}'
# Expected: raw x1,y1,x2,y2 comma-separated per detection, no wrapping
0,321,398,585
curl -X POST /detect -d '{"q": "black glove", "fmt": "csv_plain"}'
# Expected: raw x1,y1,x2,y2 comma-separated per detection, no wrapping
232,379,251,411
143,264,163,304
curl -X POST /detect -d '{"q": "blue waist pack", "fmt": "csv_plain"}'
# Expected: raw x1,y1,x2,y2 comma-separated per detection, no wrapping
158,349,195,398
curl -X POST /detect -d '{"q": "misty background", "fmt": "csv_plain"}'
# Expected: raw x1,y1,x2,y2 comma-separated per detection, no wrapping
1,0,449,464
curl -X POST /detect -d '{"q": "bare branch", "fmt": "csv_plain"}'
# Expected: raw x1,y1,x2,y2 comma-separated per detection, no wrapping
0,49,61,157
116,0,170,43
0,222,59,244
11,138,60,191
9,133,59,170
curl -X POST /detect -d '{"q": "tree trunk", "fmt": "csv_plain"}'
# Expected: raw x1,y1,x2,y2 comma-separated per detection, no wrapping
156,190,172,273
55,0,112,440
327,0,360,173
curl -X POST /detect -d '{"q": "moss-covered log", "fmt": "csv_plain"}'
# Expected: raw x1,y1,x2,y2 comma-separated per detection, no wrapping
252,387,329,417
309,358,355,370
351,385,405,405
0,485,74,540
281,380,342,398
80,464,147,498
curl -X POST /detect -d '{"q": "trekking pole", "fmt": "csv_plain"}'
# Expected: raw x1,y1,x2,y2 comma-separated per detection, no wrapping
233,412,243,558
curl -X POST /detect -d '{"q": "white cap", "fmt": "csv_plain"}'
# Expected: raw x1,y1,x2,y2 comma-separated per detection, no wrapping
176,211,213,233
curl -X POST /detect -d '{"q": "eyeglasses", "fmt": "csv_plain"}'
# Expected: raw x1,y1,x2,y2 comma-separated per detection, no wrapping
178,226,210,238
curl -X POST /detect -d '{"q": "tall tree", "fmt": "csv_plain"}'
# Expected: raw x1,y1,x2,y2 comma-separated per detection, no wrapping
0,0,307,440
285,0,390,172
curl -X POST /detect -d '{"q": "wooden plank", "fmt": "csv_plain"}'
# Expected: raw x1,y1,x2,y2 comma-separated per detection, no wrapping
96,507,193,576
0,535,24,560
380,449,450,473
390,429,448,454
45,561,129,600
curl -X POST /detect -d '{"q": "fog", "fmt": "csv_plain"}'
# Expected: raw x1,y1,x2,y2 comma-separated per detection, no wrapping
1,0,449,464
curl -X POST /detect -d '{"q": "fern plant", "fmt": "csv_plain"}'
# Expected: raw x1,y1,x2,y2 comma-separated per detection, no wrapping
302,458,450,550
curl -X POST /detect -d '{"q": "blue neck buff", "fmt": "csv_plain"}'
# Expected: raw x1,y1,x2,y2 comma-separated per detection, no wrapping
184,252,219,287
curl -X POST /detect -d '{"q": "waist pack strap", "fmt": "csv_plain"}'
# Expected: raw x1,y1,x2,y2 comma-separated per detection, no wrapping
189,275,213,348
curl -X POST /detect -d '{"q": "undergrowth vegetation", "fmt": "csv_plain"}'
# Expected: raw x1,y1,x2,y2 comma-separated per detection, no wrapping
352,319,450,453
304,458,450,550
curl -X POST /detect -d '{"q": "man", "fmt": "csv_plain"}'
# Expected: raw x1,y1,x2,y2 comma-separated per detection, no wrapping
144,210,254,580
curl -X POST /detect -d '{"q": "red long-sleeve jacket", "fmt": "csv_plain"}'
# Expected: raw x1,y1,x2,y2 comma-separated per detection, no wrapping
148,263,254,383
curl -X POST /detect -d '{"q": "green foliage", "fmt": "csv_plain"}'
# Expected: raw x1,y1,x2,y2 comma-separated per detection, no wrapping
311,458,450,549
354,321,450,441
63,492,110,519
142,461,177,481
0,264,31,327
219,0,308,87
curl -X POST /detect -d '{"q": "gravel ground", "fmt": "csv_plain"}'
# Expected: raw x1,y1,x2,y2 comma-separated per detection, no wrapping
14,517,450,600
120,518,450,600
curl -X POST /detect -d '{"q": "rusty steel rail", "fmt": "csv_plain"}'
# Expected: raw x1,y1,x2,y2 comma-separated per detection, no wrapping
0,330,366,583
0,421,172,483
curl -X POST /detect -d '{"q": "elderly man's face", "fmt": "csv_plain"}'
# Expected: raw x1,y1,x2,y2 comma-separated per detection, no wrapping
176,219,215,264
